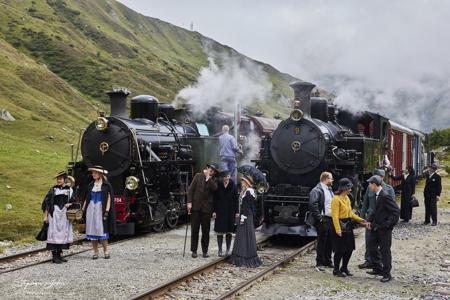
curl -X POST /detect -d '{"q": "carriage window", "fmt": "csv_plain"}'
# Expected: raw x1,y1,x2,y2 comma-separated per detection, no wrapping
196,123,210,136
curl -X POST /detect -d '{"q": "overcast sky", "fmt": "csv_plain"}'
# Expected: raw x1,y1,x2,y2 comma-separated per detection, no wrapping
117,0,450,131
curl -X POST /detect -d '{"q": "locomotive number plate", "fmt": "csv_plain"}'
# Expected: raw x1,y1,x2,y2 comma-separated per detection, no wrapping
293,127,301,135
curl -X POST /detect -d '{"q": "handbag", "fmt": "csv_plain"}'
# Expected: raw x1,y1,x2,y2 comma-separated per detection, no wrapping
36,222,49,241
410,196,419,208
339,218,353,233
66,203,83,222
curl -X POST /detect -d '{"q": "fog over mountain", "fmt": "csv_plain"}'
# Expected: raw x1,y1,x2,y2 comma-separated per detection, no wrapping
119,0,450,131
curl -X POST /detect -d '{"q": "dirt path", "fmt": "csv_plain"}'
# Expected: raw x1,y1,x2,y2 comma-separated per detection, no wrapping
241,180,450,300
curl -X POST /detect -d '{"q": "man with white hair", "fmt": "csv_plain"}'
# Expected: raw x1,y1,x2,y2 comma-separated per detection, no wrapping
219,125,241,183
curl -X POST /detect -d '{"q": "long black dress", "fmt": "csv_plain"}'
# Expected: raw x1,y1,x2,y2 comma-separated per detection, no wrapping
229,188,262,268
392,174,416,221
213,181,238,234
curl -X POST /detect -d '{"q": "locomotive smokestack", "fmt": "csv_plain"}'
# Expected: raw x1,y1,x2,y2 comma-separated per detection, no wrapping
290,81,316,118
107,88,130,118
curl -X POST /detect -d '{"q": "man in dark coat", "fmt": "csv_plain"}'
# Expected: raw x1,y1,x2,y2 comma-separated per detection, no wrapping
213,170,238,256
423,164,442,226
392,166,416,222
366,175,400,283
187,163,219,258
308,171,334,271
359,169,395,269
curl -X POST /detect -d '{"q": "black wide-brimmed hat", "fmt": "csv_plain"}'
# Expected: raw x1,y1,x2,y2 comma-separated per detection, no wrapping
429,163,439,170
88,165,108,174
54,171,68,179
239,173,254,187
218,169,230,177
206,163,219,173
337,178,353,191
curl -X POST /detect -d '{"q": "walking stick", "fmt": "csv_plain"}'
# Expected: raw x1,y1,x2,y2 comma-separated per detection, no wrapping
183,213,190,257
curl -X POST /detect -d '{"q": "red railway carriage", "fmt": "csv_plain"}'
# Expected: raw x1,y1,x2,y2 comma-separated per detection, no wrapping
387,120,414,187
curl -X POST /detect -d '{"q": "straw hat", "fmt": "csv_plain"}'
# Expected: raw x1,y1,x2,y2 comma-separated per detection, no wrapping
88,165,108,174
239,173,254,187
54,170,68,179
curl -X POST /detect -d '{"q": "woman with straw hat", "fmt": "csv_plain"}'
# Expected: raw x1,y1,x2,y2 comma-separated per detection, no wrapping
41,171,74,263
229,174,262,267
82,166,115,259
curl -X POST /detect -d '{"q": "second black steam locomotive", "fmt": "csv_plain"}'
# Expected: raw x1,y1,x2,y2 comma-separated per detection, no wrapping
255,81,383,236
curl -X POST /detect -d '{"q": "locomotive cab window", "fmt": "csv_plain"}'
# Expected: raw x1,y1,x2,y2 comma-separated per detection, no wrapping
196,123,210,136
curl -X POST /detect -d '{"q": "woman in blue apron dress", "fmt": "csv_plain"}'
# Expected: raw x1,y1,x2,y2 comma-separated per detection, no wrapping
82,166,115,259
42,171,74,263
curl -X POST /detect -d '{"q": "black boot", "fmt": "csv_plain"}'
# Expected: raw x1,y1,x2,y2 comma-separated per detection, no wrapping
52,251,62,264
225,234,232,256
217,235,224,257
57,250,68,262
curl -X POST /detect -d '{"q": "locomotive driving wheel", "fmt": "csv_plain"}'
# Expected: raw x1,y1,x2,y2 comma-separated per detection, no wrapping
165,210,179,229
152,221,165,232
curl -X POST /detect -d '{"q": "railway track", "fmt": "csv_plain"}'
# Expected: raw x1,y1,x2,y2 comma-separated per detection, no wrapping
128,238,317,300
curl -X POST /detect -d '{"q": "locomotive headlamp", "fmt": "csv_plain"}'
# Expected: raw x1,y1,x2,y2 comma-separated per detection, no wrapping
290,109,304,121
256,182,270,194
125,176,139,190
95,117,109,131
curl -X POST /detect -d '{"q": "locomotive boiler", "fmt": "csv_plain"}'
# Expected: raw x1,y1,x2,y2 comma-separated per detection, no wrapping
255,81,382,236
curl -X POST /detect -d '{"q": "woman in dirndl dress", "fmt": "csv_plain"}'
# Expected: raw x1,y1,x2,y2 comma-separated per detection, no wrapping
82,166,115,259
229,174,262,268
331,178,368,277
213,170,239,257
42,171,74,263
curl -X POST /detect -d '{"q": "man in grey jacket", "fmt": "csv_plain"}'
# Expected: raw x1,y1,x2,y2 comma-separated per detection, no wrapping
309,172,334,271
358,169,396,269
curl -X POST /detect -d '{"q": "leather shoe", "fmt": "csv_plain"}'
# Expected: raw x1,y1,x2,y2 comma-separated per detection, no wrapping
202,253,209,258
423,221,430,225
324,261,334,268
358,262,373,269
431,222,437,226
341,269,353,276
380,275,392,282
366,270,383,276
191,252,198,258
218,250,224,257
333,270,346,277
315,265,325,272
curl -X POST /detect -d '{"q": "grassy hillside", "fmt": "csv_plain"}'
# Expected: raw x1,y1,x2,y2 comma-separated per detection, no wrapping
0,37,98,244
0,0,299,245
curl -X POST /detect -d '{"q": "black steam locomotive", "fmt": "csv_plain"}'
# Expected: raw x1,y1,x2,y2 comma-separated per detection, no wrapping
255,81,383,236
69,89,214,234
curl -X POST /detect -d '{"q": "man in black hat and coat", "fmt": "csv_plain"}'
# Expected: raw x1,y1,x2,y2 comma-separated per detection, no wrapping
423,164,442,226
366,175,400,283
187,163,219,258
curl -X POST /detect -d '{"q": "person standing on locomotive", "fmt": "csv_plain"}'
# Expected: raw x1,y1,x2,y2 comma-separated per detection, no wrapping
423,163,442,226
187,163,219,258
82,166,115,259
359,169,395,269
219,125,242,183
229,174,262,268
308,172,334,271
331,178,368,277
41,171,74,264
391,166,416,223
213,170,239,257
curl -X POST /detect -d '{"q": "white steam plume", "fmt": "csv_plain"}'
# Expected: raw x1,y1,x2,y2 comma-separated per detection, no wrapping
175,48,273,116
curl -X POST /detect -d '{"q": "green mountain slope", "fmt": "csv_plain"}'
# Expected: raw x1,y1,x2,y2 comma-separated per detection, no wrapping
0,0,299,245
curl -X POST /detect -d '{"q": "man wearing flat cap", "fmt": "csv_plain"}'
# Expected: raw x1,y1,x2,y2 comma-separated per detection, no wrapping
358,169,395,269
366,175,400,283
423,164,442,226
187,163,219,258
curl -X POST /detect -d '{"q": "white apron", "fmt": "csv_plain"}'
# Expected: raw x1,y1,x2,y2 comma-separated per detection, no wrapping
47,206,73,244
